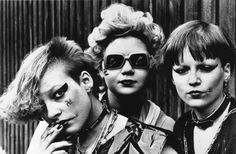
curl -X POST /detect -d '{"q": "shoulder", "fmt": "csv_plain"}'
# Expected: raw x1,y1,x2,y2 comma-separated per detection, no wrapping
99,118,181,154
100,119,169,153
127,118,171,135
127,119,182,154
146,100,175,131
173,111,191,136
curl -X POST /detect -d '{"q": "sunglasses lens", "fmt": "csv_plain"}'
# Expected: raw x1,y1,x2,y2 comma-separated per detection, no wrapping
105,55,124,69
130,54,148,68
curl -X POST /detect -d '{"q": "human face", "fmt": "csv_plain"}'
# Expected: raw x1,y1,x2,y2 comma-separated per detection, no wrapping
172,47,230,116
102,36,149,95
39,63,91,134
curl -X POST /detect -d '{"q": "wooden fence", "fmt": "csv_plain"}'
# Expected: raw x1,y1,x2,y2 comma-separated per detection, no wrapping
0,0,235,154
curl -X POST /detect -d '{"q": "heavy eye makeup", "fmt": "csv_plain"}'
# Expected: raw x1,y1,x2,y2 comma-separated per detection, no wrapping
52,83,68,100
172,63,218,75
172,66,189,75
198,64,218,72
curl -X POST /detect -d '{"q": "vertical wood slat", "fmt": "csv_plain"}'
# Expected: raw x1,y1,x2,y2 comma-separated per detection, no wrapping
201,0,216,23
0,0,236,153
219,0,236,97
0,0,3,94
184,0,201,21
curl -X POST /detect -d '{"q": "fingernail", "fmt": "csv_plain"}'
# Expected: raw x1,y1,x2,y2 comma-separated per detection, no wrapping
57,124,63,130
66,136,72,141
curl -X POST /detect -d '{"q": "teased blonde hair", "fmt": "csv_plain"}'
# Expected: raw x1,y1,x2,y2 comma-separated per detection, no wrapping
0,37,99,123
86,3,165,69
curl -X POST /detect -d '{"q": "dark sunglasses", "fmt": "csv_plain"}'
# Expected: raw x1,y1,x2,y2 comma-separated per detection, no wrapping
104,53,149,70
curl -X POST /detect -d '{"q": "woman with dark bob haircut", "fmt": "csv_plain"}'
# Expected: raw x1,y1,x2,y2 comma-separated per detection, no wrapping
0,37,180,154
160,20,236,154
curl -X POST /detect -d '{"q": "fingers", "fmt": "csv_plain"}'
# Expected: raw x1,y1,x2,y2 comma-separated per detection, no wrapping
41,124,55,140
47,141,72,154
52,151,68,154
41,124,64,149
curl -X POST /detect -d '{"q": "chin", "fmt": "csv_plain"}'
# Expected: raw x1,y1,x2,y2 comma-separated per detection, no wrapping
185,100,208,109
65,125,82,135
117,89,139,95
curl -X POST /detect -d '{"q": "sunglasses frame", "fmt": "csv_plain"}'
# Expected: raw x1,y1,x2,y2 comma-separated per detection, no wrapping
104,52,150,70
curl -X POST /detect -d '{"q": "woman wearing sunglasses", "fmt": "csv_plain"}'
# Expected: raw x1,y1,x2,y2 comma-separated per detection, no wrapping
161,20,236,153
86,3,175,131
0,37,180,154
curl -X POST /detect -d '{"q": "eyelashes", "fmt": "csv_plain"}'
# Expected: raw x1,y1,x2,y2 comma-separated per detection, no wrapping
173,64,218,75
53,83,68,100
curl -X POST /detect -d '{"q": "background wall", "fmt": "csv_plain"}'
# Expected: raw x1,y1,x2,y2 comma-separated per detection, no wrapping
0,0,235,154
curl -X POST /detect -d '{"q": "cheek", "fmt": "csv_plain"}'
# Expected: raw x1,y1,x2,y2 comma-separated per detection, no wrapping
104,71,119,83
205,73,224,90
137,70,148,80
172,73,184,87
65,99,73,107
68,88,89,108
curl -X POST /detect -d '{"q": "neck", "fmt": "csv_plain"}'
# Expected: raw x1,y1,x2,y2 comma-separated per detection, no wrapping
194,93,225,120
107,90,147,119
79,94,106,143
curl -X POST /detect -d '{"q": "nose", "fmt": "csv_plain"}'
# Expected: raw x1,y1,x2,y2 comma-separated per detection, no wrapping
188,71,201,86
45,102,62,120
121,60,134,75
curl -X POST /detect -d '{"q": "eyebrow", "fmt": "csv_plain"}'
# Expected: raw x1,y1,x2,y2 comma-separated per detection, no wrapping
40,83,65,95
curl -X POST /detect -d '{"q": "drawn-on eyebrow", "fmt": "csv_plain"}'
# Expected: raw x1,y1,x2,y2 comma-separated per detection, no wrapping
52,83,68,98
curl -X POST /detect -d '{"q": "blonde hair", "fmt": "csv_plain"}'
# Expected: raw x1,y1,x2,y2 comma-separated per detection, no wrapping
87,3,165,69
0,37,99,123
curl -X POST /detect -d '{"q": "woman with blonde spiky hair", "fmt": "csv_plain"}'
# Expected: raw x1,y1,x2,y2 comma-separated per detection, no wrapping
86,3,175,131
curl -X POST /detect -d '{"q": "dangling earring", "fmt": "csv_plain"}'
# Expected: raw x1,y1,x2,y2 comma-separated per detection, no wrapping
224,77,230,96
103,69,109,76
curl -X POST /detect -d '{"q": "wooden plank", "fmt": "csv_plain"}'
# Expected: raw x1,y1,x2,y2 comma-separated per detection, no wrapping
82,0,93,47
92,0,100,27
69,0,75,38
168,0,184,34
37,0,43,43
0,0,3,93
152,0,169,35
61,0,69,36
74,0,83,46
219,0,236,97
184,0,200,21
13,0,19,73
201,0,216,24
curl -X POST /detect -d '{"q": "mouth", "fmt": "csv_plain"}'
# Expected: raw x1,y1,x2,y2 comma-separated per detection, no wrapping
56,117,75,127
187,90,205,97
119,80,136,86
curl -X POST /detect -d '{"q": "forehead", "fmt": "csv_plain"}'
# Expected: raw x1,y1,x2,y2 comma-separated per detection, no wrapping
177,47,221,65
105,36,148,56
39,63,69,93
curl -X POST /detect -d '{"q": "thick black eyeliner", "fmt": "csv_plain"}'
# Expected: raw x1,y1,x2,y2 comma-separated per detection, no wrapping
53,83,68,98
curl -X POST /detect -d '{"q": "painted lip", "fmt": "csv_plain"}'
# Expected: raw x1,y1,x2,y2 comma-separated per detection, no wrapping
119,79,136,86
57,117,75,126
187,90,206,97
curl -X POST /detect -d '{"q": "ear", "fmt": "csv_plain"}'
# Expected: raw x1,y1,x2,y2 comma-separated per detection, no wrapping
223,63,231,81
80,71,93,93
99,62,109,77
